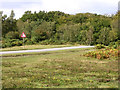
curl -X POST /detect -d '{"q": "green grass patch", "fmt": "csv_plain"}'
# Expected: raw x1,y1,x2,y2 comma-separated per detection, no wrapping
2,48,118,88
1,48,93,57
0,44,75,51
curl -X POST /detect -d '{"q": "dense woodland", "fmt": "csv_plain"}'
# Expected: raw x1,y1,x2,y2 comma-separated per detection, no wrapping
1,10,120,48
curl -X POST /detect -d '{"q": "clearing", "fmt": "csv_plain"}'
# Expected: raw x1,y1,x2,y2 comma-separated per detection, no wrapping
2,48,118,88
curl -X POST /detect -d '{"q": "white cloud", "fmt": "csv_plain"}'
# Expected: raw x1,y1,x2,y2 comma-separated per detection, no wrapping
40,0,118,15
0,0,119,19
0,0,41,2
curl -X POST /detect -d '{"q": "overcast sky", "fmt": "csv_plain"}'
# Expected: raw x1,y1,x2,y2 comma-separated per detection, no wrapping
0,0,119,19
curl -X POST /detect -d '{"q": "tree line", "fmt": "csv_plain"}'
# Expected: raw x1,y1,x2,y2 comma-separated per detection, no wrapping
1,10,120,48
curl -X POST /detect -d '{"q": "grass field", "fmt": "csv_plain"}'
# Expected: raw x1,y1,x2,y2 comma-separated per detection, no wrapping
0,44,75,51
2,48,118,88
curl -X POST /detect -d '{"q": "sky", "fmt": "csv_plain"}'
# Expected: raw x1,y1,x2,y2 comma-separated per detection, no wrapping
0,0,119,19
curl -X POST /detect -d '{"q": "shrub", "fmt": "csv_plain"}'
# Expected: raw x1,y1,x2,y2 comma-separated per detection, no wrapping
113,45,117,49
95,44,105,49
109,42,115,47
25,40,33,45
32,29,48,42
84,47,118,60
5,31,20,39
39,40,50,45
2,44,6,48
53,41,62,45
2,39,23,48
5,42,12,47
12,40,22,46
109,41,120,49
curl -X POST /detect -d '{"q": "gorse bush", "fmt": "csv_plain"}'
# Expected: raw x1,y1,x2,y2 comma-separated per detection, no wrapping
39,40,50,45
25,40,34,45
109,40,120,49
5,31,20,39
2,39,23,48
95,44,105,49
12,40,23,46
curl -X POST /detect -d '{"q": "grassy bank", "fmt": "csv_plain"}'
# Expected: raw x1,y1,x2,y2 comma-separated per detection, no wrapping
2,48,118,88
0,44,76,51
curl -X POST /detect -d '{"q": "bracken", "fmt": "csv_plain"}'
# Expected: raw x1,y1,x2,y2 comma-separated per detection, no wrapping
84,47,118,60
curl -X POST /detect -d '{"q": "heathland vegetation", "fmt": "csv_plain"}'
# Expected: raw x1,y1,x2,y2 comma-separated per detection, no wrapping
1,10,120,48
1,10,119,88
2,48,118,88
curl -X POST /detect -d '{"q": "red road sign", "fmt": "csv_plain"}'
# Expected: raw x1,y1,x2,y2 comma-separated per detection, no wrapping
21,32,26,38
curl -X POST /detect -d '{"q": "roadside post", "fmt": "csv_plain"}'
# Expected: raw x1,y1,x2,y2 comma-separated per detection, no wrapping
21,32,26,49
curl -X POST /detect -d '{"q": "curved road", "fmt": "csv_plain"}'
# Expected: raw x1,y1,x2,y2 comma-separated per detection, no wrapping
1,46,94,55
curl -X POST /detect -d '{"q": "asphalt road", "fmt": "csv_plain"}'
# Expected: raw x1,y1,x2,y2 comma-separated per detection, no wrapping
1,46,95,55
